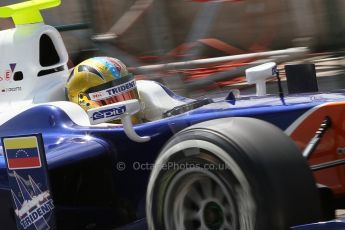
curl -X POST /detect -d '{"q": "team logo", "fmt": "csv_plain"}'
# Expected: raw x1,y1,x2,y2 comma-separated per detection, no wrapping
11,172,54,230
88,80,136,101
105,80,136,97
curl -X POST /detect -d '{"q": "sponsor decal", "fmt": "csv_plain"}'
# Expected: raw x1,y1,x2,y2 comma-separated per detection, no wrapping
11,173,54,230
1,87,22,93
89,80,136,101
2,135,57,230
10,63,17,72
5,70,11,80
92,105,126,121
1,64,17,81
8,87,22,92
20,198,54,229
310,95,327,102
91,92,103,100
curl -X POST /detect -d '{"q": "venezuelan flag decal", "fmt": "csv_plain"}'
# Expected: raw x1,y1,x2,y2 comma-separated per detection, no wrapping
3,136,42,170
2,134,57,230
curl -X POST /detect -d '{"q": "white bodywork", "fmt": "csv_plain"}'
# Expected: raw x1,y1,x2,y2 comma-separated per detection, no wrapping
0,23,69,108
137,80,187,121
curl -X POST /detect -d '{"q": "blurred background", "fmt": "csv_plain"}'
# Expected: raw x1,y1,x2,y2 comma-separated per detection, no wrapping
1,0,345,97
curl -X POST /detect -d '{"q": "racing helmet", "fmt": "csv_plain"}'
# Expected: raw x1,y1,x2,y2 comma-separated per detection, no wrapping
66,57,140,120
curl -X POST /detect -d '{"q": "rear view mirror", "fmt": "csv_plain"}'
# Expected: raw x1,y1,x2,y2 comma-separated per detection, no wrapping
246,62,277,96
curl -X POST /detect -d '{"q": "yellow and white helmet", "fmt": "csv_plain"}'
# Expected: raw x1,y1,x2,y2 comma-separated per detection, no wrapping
66,57,139,111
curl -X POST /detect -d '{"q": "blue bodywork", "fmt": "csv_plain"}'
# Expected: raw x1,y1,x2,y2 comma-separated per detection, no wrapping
293,219,345,229
1,88,345,229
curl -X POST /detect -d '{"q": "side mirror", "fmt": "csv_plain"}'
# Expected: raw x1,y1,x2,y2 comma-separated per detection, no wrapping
87,99,150,143
245,62,277,96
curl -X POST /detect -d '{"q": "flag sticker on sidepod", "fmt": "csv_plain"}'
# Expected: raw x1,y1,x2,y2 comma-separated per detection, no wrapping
4,136,42,170
2,134,57,230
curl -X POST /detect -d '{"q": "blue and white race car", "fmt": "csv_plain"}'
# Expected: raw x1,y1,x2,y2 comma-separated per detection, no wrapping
1,1,345,230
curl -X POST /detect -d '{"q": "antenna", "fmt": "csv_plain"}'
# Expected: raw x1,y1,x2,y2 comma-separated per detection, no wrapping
0,0,61,25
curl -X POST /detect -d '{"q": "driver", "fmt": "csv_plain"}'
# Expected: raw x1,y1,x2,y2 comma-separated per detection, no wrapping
66,57,141,123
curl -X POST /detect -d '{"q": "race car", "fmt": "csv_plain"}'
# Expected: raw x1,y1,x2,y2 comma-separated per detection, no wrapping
0,1,345,230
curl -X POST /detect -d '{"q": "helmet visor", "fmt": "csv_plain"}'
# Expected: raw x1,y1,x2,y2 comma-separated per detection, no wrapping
85,73,139,106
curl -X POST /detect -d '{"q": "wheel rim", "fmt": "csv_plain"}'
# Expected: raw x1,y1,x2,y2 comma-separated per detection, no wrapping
164,168,238,230
203,201,224,230
147,140,256,230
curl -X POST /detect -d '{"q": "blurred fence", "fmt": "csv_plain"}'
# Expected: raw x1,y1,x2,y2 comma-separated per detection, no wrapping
1,0,345,96
1,0,345,63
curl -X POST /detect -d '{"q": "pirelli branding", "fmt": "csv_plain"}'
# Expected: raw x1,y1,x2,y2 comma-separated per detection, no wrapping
88,79,136,101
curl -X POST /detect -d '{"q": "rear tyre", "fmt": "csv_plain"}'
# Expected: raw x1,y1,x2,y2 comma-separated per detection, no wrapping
146,117,321,230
